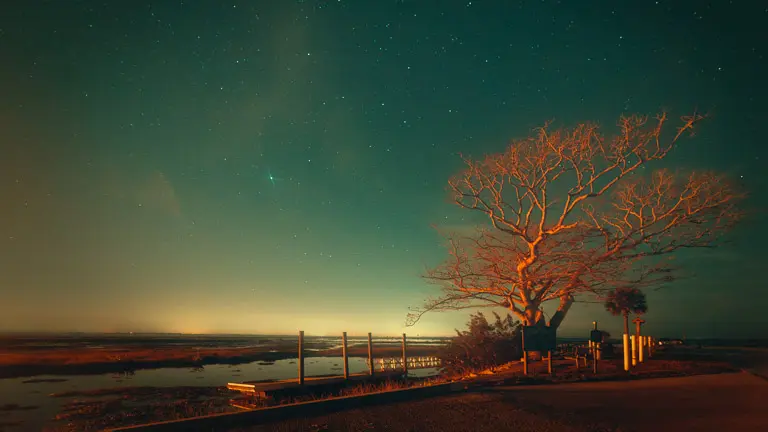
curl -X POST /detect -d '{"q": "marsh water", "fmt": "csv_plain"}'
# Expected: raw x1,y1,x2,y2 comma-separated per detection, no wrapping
0,334,444,430
1,357,438,430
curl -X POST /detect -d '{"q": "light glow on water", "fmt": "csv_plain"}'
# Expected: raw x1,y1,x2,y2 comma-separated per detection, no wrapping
0,357,439,431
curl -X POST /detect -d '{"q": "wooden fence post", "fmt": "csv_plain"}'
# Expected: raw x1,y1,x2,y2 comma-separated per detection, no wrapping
367,332,374,376
592,345,598,374
523,352,529,375
298,331,305,386
342,332,349,379
521,329,528,375
401,333,408,376
547,351,553,375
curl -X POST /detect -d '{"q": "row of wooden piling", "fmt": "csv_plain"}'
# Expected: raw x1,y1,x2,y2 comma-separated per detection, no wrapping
297,331,409,385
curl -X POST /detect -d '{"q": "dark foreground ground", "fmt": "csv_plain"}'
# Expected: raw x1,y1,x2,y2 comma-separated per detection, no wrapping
232,372,768,432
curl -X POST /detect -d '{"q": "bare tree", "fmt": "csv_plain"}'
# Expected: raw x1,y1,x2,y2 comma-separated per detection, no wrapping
408,112,743,329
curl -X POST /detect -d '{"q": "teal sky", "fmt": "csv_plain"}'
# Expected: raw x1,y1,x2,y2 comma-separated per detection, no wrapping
1,1,766,338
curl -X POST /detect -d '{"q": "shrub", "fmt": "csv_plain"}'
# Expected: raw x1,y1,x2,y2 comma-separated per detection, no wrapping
439,312,522,377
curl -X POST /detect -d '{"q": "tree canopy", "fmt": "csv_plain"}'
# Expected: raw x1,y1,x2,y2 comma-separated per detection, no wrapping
409,112,744,329
604,287,648,318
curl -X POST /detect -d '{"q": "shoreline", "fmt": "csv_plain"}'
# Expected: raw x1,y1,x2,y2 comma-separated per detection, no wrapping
39,352,747,430
0,343,444,380
3,345,760,431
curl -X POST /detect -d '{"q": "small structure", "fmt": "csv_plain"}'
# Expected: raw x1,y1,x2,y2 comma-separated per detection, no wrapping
521,326,557,376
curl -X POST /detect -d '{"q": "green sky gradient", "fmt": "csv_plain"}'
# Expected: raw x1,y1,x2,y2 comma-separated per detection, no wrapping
1,1,766,338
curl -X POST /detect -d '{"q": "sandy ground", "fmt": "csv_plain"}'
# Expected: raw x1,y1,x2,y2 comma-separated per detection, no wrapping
232,372,768,432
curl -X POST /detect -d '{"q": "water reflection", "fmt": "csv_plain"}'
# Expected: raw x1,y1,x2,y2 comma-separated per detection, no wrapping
0,357,438,431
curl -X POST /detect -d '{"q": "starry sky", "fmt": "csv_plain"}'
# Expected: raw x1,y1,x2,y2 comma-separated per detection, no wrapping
1,1,766,338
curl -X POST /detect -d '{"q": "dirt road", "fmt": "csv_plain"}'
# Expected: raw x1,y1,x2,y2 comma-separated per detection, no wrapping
233,372,768,432
493,372,768,432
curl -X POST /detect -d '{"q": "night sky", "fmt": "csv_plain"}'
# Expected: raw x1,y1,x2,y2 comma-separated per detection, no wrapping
1,1,766,338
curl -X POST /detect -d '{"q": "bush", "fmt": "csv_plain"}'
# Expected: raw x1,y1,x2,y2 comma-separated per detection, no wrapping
439,312,522,377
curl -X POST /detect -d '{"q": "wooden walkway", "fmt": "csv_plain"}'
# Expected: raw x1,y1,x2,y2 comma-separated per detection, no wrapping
227,330,442,397
228,356,442,396
228,370,404,395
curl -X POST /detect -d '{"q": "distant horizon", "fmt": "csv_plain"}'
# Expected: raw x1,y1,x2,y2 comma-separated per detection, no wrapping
2,330,765,342
2,0,766,348
0,330,449,338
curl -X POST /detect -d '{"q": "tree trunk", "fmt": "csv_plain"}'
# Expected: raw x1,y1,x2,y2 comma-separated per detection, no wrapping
548,294,574,330
512,295,575,363
522,304,545,327
623,312,629,335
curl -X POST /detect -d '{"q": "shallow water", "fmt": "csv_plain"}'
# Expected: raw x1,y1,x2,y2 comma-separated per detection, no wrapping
0,356,437,431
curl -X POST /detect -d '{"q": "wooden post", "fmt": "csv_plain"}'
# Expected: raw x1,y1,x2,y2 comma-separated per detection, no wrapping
367,332,374,376
523,351,529,375
521,328,528,375
574,348,580,369
298,331,305,386
547,351,553,375
592,345,597,374
592,321,601,360
342,332,349,379
401,333,408,377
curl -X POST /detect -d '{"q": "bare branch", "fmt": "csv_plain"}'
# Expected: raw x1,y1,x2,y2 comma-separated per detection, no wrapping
412,112,743,329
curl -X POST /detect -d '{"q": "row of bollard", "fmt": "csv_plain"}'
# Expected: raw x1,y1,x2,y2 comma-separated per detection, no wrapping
591,321,654,373
623,334,655,371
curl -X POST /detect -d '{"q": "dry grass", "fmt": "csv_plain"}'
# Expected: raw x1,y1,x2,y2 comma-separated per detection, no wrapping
40,350,737,431
0,346,271,366
45,386,238,431
455,356,739,389
42,378,448,431
233,376,448,410
0,341,443,379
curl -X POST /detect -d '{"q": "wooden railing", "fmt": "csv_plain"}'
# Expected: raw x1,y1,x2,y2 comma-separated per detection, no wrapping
372,356,442,371
227,331,442,395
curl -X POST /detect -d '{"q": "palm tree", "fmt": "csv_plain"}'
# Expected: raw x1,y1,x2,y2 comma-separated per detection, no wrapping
604,287,648,335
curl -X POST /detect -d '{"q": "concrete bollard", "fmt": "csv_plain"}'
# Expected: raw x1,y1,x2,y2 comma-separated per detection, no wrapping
638,335,645,363
631,335,637,367
623,334,630,371
648,336,653,357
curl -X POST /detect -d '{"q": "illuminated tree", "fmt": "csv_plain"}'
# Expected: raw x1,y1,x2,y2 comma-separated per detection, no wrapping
408,112,743,329
604,287,648,336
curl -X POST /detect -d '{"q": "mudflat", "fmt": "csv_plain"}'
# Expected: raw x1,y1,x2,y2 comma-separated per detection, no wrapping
0,335,442,379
